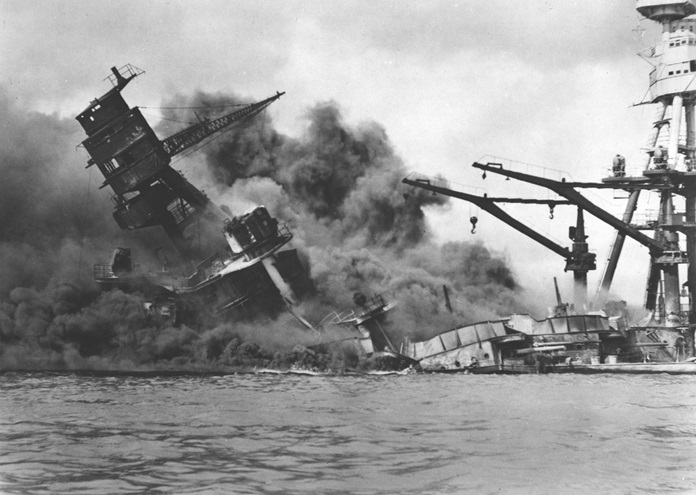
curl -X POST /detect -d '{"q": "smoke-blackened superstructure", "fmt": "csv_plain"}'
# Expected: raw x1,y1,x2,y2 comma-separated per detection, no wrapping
76,65,310,323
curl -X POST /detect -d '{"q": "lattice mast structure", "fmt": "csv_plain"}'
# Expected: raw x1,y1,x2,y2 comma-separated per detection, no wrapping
627,1,696,325
403,1,696,330
76,66,284,265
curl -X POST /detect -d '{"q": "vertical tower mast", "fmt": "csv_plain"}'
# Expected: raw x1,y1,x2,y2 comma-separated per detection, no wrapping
635,1,696,326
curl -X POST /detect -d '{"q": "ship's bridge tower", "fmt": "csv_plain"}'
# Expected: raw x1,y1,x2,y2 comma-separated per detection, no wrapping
634,2,696,175
636,1,696,329
637,1,696,24
646,16,696,103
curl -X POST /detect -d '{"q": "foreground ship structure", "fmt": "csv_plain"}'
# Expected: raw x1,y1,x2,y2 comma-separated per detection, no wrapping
397,0,696,373
77,66,311,325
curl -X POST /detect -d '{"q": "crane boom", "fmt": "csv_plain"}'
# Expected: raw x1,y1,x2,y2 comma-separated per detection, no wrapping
402,177,572,259
161,91,285,157
403,174,596,308
472,161,667,254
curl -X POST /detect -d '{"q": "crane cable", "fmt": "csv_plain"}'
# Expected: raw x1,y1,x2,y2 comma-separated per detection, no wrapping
140,103,251,110
141,102,260,131
140,110,197,126
169,107,271,166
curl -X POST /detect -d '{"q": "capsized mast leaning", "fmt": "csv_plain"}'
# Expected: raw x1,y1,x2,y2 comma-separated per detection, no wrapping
76,65,311,325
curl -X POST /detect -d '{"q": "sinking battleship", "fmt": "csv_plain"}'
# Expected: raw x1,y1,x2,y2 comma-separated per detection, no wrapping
396,0,696,374
75,65,405,365
77,1,696,375
76,65,312,328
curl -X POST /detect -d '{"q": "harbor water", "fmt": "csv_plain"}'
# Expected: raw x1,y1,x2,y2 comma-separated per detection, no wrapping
1,371,695,494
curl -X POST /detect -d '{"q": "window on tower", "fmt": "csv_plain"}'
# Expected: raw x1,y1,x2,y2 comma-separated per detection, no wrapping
102,159,118,175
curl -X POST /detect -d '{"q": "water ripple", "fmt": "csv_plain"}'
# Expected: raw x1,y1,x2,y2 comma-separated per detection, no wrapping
1,372,696,494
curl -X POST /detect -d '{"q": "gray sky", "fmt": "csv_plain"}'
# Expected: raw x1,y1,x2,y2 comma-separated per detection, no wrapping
1,0,663,307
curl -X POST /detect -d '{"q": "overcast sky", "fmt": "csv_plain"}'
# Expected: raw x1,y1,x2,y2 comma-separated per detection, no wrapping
1,0,666,307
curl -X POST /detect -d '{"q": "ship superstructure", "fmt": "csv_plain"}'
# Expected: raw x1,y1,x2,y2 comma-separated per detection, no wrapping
76,66,311,323
628,0,696,327
398,1,696,371
321,292,399,355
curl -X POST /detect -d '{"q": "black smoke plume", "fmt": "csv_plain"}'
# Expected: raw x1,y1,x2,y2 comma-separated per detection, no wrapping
0,85,532,370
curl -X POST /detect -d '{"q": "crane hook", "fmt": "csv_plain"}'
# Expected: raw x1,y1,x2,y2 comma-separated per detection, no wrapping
549,205,555,219
470,215,478,234
482,171,487,180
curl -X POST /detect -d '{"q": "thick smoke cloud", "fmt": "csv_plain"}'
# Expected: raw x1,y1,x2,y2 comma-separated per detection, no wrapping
0,90,102,295
0,85,534,370
0,90,173,297
163,91,533,341
167,94,446,252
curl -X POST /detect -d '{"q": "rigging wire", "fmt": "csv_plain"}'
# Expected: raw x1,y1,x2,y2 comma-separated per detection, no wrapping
139,110,196,126
145,99,265,154
140,103,251,110
169,107,269,166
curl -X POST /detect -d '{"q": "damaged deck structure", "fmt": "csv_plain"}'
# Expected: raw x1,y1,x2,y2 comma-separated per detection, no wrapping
76,65,311,325
402,313,693,374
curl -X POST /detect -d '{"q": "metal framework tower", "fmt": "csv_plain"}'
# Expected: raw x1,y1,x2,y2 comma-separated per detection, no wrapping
76,65,284,265
403,2,696,331
625,1,696,325
75,66,311,322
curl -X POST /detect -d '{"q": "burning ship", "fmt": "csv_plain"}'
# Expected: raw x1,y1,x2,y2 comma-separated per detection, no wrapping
76,66,312,327
75,1,696,375
397,0,696,374
74,65,418,368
